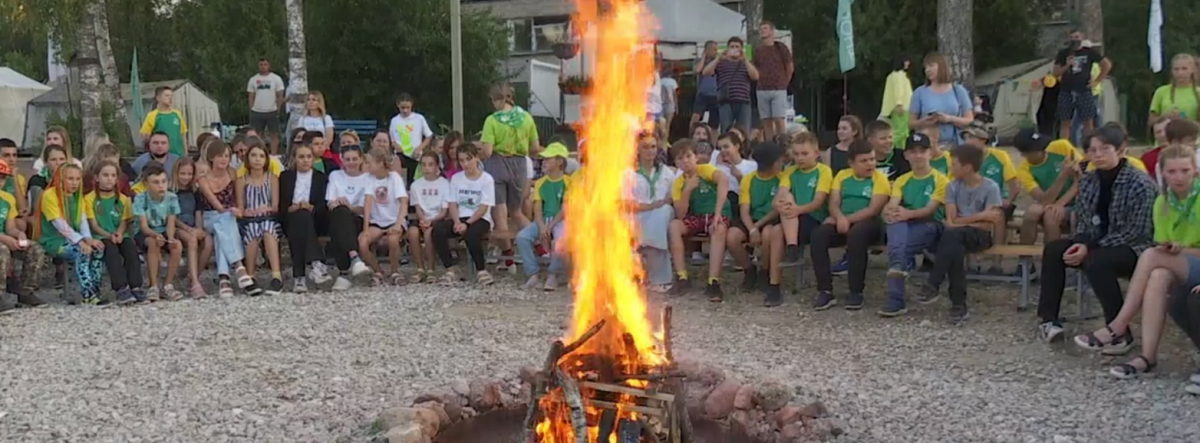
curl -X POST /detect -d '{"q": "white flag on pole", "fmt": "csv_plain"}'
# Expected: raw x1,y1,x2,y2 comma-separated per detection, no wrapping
1149,0,1164,73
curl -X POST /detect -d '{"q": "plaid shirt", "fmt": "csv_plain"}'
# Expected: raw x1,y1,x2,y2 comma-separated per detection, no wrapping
1071,162,1157,253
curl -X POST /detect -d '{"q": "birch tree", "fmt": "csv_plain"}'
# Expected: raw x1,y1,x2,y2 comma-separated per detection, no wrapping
1079,0,1104,47
78,1,104,145
284,0,308,137
92,0,132,145
937,0,974,88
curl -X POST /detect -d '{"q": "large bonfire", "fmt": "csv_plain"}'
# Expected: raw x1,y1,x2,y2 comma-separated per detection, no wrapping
533,0,668,442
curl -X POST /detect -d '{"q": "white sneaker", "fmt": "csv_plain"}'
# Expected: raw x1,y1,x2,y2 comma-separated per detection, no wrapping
1038,322,1064,343
523,275,540,289
486,246,500,265
350,259,371,277
543,274,559,292
1189,371,1200,385
1186,383,1200,395
294,278,308,293
332,277,353,291
308,262,332,285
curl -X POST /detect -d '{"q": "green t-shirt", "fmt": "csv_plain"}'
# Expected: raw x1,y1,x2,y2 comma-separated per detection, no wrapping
481,107,538,157
1150,84,1200,120
38,191,82,254
1017,141,1080,202
83,191,133,235
980,148,1017,199
892,170,949,221
740,172,781,222
0,191,15,227
1153,183,1200,247
930,153,952,177
141,109,188,157
671,164,732,217
783,163,832,221
533,175,567,219
833,169,890,217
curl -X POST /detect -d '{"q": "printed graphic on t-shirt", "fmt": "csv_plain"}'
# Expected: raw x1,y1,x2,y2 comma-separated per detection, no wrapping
459,188,482,210
374,185,390,202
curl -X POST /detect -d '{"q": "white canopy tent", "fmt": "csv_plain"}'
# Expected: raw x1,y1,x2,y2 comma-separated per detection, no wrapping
0,68,52,146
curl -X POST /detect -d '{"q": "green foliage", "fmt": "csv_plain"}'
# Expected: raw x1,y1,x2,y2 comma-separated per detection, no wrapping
1103,0,1200,134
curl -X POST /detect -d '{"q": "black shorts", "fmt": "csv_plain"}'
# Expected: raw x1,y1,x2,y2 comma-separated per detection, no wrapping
135,232,169,251
369,221,406,231
1056,90,1098,121
249,111,282,136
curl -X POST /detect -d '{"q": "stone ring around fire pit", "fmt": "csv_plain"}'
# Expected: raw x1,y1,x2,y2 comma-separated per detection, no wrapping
372,358,845,443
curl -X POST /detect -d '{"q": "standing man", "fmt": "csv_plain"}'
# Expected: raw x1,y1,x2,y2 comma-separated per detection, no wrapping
691,41,721,128
246,58,286,155
1053,30,1112,143
753,22,794,141
139,86,188,158
703,37,758,136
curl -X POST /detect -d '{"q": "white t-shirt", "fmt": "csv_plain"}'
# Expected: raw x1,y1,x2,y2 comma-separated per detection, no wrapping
293,170,313,204
450,171,497,226
326,170,374,208
32,158,84,176
367,171,409,228
300,115,334,135
247,73,285,113
389,113,433,158
526,157,535,180
410,175,451,219
626,166,674,204
709,155,758,195
661,77,679,113
646,73,663,115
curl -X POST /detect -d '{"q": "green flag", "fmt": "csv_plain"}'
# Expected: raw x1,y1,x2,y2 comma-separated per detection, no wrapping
837,0,856,73
131,48,144,122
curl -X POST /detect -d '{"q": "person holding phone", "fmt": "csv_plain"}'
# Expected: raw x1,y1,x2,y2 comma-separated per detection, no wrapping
702,37,759,137
909,53,973,146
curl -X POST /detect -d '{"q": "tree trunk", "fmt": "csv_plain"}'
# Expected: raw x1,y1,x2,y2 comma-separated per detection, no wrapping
937,0,974,88
1078,0,1104,48
284,0,309,142
78,1,104,154
92,0,133,146
743,0,764,46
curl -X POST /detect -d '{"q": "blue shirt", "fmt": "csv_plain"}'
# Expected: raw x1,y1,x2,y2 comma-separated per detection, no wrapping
176,190,197,227
910,84,971,144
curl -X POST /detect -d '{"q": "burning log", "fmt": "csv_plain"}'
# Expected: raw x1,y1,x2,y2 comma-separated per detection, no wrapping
662,305,674,364
617,418,642,443
561,319,607,357
553,368,588,443
597,409,617,442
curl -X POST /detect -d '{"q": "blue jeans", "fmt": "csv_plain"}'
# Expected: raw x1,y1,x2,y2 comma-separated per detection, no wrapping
516,218,565,277
204,211,246,276
719,102,752,136
886,221,942,272
640,247,673,286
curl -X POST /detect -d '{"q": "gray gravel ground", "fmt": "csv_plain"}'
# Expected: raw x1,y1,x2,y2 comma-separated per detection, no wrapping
2,266,1200,443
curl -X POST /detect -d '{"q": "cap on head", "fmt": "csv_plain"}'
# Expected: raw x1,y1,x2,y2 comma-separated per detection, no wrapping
1014,128,1051,153
0,159,10,176
905,132,932,150
540,142,570,159
963,122,989,141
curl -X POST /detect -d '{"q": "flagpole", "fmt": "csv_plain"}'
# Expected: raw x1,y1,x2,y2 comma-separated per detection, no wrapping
843,74,848,116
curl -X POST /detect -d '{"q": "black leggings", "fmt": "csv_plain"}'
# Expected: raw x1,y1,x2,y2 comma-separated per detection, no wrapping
399,154,419,185
810,219,883,294
327,206,364,271
1169,288,1200,351
432,218,491,270
102,237,143,290
286,210,325,278
1038,239,1138,323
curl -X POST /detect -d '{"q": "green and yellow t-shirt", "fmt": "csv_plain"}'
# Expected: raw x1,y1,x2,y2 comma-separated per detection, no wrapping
2,174,27,211
140,108,189,157
782,163,833,221
1018,140,1081,201
1086,156,1148,173
38,190,84,253
892,170,949,220
739,171,785,222
533,175,567,219
671,164,731,217
481,107,538,157
832,169,890,216
0,190,16,227
82,190,133,236
930,152,953,177
1150,84,1200,121
980,148,1018,198
1153,181,1200,247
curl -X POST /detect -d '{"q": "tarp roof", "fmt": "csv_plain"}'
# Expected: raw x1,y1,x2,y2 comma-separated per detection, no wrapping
646,0,745,43
976,59,1052,86
0,67,50,90
29,79,203,104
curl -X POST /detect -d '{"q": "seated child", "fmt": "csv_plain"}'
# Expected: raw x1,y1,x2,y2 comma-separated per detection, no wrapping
171,158,212,298
517,143,570,291
917,145,1005,323
879,132,950,317
408,151,450,283
1140,116,1174,183
776,132,833,265
236,142,284,295
628,136,675,293
0,139,30,233
0,158,45,308
1085,123,1150,173
1014,129,1081,245
133,162,185,301
359,147,409,286
920,126,953,177
431,142,496,286
865,120,910,181
86,160,149,304
84,142,137,196
667,139,732,302
325,146,374,291
234,134,285,177
810,140,890,311
962,123,1018,271
727,142,786,306
35,164,106,305
280,142,331,293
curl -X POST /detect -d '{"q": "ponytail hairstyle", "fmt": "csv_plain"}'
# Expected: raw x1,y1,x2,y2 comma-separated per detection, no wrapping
1169,53,1200,107
839,115,864,141
1157,143,1199,219
33,163,85,240
366,146,392,174
489,83,515,106
85,143,121,179
718,130,749,158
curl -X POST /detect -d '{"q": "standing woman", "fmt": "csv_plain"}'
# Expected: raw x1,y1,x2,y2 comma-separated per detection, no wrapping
299,92,335,146
880,57,913,150
909,53,974,148
629,134,676,293
198,141,260,297
480,84,538,269
1149,54,1200,123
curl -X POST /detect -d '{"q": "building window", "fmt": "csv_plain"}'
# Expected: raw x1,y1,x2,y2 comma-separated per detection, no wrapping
508,16,569,54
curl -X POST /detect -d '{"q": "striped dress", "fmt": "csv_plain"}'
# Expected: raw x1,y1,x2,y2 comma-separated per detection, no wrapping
240,176,281,243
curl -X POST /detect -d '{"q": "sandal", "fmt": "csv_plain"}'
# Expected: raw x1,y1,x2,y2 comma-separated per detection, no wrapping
371,272,385,287
1073,326,1123,351
409,269,426,284
218,280,234,298
1110,355,1157,380
390,273,405,286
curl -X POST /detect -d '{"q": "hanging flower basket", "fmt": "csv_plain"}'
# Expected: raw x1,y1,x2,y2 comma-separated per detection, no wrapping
559,76,591,95
552,42,580,60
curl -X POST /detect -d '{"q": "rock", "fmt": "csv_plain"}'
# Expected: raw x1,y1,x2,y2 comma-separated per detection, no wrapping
411,407,441,437
754,380,791,412
703,380,742,419
450,379,470,397
518,366,540,385
797,401,829,418
729,409,766,439
442,400,463,423
774,405,803,430
375,407,421,433
414,401,451,429
468,379,503,411
808,418,844,439
461,406,478,420
733,384,757,410
781,422,805,440
411,393,445,406
385,423,429,443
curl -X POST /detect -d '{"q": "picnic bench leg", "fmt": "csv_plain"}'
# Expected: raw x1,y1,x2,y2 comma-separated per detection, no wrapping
1017,257,1030,312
